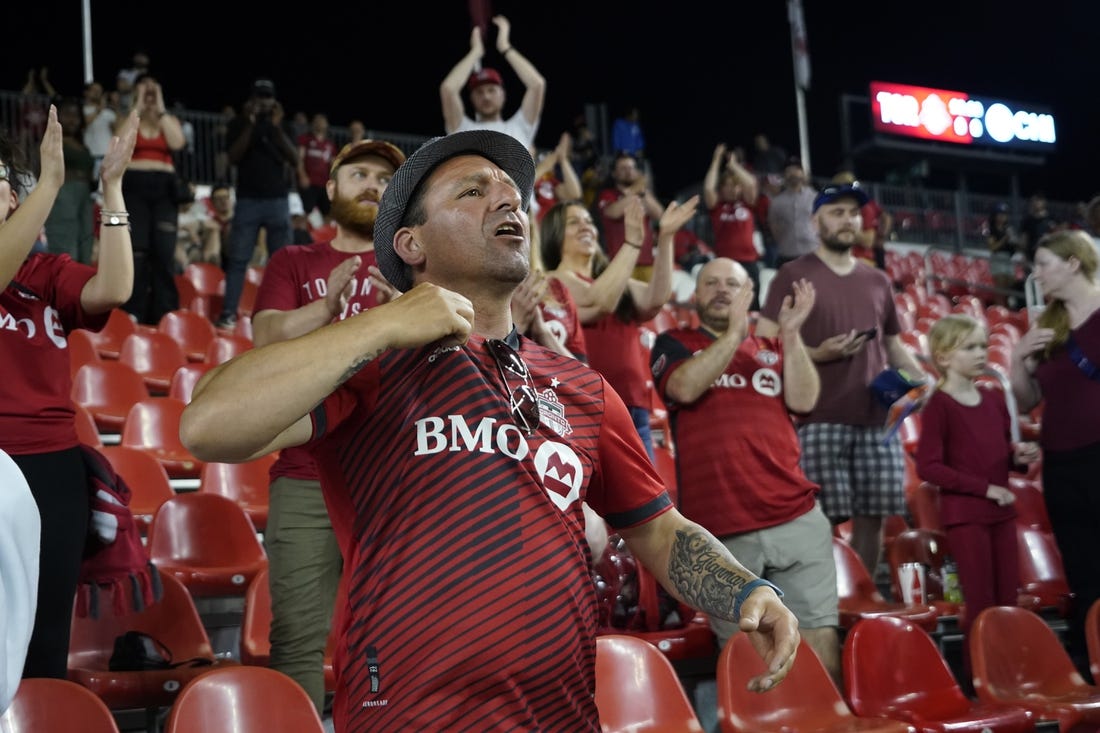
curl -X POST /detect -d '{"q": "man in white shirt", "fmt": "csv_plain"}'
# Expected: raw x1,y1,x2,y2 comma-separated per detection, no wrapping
0,449,40,714
439,15,545,154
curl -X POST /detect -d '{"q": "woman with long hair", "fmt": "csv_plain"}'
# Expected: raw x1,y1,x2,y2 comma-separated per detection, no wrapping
1,106,139,679
540,194,699,459
1010,228,1100,679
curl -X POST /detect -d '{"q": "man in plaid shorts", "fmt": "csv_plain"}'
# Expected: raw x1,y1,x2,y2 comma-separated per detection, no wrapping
756,182,927,576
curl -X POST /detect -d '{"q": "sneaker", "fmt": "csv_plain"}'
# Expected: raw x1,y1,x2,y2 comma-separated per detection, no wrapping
214,315,237,330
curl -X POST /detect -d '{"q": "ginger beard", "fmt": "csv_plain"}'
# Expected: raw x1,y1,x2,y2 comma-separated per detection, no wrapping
329,185,380,240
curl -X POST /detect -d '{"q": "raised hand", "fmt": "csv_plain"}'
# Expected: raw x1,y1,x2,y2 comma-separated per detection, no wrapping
777,278,815,335
366,264,402,305
623,196,646,245
380,282,474,351
658,194,701,235
492,15,512,53
325,256,362,318
37,105,64,192
99,110,139,187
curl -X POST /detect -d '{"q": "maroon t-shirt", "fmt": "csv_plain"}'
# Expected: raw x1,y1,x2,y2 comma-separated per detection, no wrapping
253,240,383,481
916,386,1018,527
310,333,671,731
1,253,108,454
1034,308,1100,452
761,254,900,425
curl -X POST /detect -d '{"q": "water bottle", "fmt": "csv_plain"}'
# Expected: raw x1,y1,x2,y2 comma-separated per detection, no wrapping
942,556,964,604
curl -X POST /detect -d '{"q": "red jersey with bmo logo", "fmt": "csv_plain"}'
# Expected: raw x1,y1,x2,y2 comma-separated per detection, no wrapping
310,332,671,732
0,253,108,454
650,328,818,536
253,240,384,484
709,198,759,263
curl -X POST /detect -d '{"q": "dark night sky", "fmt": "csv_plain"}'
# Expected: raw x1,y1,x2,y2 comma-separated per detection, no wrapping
8,1,1098,204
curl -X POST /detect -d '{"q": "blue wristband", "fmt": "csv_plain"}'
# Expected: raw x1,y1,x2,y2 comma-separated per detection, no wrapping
733,578,784,622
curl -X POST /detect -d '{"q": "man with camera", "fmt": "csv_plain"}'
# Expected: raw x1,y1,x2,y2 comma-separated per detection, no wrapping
216,78,298,329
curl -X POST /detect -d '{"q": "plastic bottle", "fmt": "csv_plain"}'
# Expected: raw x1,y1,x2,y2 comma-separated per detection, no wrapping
942,556,963,604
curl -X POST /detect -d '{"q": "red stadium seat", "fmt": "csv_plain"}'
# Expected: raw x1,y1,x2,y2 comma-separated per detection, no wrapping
73,402,104,448
717,631,914,733
204,334,253,365
68,327,103,378
79,308,136,361
158,309,218,363
1,677,122,733
163,665,325,733
120,397,204,480
147,492,268,598
168,362,216,404
199,453,276,532
886,528,963,619
833,537,940,632
71,360,151,434
970,605,1100,732
183,262,225,297
844,615,1033,733
98,444,176,537
118,331,189,395
68,570,238,713
595,634,704,733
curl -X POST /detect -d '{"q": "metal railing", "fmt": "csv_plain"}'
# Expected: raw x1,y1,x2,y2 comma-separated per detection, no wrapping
1,88,1082,254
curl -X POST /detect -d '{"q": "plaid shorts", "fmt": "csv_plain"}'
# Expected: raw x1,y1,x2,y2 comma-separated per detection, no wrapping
798,422,907,522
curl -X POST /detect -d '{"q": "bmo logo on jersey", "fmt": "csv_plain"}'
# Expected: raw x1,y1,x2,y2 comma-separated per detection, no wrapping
0,305,67,348
413,416,583,511
714,367,782,397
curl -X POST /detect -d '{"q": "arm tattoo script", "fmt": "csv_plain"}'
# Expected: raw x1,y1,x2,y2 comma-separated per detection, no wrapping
667,527,750,620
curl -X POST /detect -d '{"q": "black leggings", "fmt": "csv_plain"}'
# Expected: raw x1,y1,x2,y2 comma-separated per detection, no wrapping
12,447,89,679
1042,441,1100,679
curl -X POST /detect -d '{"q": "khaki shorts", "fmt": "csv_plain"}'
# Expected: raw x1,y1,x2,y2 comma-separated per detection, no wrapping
708,503,838,648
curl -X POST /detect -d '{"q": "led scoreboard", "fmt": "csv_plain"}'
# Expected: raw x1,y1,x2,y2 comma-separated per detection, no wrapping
869,81,1056,152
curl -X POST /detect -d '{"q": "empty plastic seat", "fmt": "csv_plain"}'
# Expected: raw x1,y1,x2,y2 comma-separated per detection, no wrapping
844,616,1033,733
120,397,204,480
163,665,324,733
168,362,216,404
68,327,103,378
594,634,704,733
146,492,267,598
98,445,176,536
158,309,218,363
1,677,121,732
118,331,189,395
199,454,275,532
717,631,915,733
71,360,151,433
80,308,136,361
970,605,1100,732
204,334,253,365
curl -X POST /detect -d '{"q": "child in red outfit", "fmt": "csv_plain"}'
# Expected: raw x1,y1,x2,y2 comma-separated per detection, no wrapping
916,314,1040,666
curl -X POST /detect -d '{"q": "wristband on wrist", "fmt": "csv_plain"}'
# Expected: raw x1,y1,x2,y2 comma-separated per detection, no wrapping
100,211,129,227
733,578,783,622
622,241,641,249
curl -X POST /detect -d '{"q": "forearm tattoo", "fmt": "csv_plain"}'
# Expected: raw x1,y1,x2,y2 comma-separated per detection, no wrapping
336,347,387,387
667,527,750,620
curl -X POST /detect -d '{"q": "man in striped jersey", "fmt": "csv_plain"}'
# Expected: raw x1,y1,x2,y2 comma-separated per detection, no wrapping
181,129,799,732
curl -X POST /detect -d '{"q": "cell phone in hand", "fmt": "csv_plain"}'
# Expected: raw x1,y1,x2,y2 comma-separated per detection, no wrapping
857,327,878,340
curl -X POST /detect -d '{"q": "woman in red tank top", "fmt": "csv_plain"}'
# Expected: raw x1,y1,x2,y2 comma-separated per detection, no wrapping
117,75,187,325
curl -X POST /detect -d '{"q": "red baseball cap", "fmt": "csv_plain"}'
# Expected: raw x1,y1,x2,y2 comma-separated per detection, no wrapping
467,67,503,91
